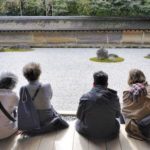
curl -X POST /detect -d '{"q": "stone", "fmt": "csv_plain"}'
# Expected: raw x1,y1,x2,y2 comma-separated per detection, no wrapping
108,53,119,59
96,47,108,59
146,54,150,57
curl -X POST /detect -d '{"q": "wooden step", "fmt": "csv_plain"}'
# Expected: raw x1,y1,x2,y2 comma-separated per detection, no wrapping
0,122,150,150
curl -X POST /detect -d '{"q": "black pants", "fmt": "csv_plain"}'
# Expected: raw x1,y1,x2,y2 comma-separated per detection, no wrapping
76,120,120,141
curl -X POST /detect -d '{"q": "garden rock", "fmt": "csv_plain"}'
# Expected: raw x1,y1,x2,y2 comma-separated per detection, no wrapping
146,54,150,57
96,47,108,59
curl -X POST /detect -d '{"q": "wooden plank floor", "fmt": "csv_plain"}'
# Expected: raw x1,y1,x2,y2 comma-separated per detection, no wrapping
0,122,150,150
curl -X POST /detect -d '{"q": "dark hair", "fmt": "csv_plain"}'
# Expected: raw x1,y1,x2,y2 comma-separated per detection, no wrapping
23,62,41,82
0,72,18,89
93,71,108,86
128,69,147,85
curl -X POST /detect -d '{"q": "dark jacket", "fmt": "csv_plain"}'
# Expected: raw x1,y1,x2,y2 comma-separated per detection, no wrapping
76,85,120,139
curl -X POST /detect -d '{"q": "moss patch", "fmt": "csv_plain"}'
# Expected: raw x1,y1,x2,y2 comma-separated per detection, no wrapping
144,56,150,59
90,57,124,63
0,48,33,52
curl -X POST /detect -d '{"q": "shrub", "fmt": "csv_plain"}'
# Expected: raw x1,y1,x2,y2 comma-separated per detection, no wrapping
0,0,150,16
22,0,46,16
1,1,20,16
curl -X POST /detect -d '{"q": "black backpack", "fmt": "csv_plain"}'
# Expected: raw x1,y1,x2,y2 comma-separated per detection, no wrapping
138,115,150,138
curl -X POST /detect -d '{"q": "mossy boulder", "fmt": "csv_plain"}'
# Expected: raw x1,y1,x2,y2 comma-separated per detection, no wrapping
108,54,119,58
91,48,124,63
96,48,108,59
144,54,150,59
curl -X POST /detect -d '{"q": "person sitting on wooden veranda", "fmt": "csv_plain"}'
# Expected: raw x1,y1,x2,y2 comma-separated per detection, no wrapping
122,69,150,141
0,72,18,140
18,62,68,136
76,71,121,140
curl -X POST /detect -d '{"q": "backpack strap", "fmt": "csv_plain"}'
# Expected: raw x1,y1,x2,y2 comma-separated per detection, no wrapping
32,85,41,101
25,85,41,101
0,102,16,122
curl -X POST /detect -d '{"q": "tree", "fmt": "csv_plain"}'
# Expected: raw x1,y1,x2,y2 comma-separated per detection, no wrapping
0,0,150,16
76,0,92,16
45,0,53,16
90,0,112,16
2,0,20,16
67,0,78,16
22,0,46,16
53,0,68,16
0,0,5,15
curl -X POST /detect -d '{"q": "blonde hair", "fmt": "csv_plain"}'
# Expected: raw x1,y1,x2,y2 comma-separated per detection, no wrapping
128,69,147,85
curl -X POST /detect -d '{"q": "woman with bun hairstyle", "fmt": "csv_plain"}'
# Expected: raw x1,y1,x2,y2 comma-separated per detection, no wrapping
122,69,150,140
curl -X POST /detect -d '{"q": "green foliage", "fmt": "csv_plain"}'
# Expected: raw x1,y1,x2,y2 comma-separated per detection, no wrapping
0,0,20,16
90,0,112,16
0,0,5,15
52,0,150,16
22,0,46,16
90,57,124,63
144,56,150,59
0,48,32,52
53,0,68,15
76,0,92,16
0,0,150,16
66,0,78,15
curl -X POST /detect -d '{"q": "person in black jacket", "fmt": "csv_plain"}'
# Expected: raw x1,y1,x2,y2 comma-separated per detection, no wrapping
76,71,120,140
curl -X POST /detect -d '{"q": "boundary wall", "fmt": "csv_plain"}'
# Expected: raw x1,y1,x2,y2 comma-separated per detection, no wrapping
0,16,150,47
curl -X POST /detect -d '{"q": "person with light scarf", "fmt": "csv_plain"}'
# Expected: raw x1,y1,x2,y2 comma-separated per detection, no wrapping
122,69,150,141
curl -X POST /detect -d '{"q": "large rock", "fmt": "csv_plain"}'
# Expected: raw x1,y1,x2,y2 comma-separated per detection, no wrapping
146,54,150,57
96,47,108,59
108,53,119,59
